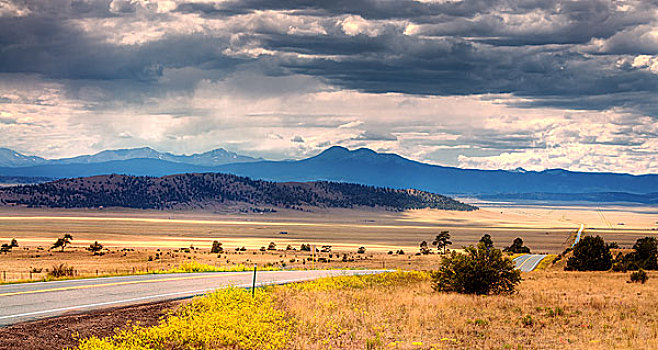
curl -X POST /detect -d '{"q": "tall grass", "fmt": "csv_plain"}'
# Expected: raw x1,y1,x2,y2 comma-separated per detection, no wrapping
71,270,658,350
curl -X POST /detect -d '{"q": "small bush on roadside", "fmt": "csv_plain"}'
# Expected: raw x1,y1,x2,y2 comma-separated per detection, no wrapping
629,269,648,284
431,243,521,295
49,263,75,278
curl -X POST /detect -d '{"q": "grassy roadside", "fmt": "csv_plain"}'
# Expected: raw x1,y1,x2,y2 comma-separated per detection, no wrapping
534,254,558,270
0,261,283,285
70,270,658,350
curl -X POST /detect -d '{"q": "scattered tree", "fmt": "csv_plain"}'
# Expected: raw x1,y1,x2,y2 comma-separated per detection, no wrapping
285,244,294,251
431,242,521,295
479,234,494,250
419,240,430,255
503,237,531,254
9,238,18,248
357,246,366,254
432,231,452,254
51,233,73,252
211,241,224,254
300,244,311,252
632,237,658,270
0,243,11,254
267,242,277,251
566,235,612,271
88,241,103,255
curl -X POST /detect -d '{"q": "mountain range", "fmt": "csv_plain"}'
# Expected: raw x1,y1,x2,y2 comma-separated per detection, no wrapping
0,147,259,168
1,146,657,203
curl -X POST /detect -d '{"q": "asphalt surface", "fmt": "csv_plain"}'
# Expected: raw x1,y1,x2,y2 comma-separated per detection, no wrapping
571,224,585,248
513,254,547,272
0,269,387,327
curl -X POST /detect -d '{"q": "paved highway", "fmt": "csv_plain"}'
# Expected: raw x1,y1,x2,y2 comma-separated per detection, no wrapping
0,269,386,327
571,224,585,248
513,254,547,272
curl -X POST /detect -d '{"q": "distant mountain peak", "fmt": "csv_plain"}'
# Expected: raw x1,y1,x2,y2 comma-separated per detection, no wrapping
0,148,47,167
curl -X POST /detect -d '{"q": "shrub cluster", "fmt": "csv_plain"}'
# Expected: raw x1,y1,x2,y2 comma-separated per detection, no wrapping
431,243,521,295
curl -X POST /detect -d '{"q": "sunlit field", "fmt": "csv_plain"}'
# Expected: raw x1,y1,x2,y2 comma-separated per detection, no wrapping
0,203,655,282
72,271,658,350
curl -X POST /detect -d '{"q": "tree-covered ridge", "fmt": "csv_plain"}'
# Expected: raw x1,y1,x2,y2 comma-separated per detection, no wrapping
0,173,477,211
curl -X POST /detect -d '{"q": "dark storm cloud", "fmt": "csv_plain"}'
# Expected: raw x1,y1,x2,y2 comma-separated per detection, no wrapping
2,0,658,116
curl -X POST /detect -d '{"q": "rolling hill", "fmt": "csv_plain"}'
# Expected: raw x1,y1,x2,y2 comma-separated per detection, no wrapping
0,173,477,211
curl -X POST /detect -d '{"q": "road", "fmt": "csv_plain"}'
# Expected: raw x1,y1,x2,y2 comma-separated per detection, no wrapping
0,269,386,327
571,223,585,248
513,254,547,272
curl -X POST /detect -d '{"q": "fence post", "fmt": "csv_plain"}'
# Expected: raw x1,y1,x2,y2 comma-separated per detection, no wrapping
252,264,257,297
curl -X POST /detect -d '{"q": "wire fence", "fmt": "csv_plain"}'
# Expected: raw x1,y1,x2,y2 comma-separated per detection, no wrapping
0,267,163,283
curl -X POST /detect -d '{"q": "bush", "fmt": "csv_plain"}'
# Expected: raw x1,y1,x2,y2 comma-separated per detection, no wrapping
629,269,649,284
566,235,612,271
631,237,658,270
49,263,75,278
503,237,531,254
210,240,223,253
479,234,494,250
431,243,521,295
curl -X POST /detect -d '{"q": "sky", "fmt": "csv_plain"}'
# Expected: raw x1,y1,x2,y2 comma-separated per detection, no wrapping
0,0,657,174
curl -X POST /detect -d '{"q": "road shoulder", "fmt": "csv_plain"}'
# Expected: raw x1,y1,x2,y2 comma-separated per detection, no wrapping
0,299,184,350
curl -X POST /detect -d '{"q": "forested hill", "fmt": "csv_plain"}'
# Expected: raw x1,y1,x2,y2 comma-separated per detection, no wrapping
0,173,477,211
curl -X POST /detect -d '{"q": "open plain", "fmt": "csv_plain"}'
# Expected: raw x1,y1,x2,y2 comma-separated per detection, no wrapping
0,202,655,282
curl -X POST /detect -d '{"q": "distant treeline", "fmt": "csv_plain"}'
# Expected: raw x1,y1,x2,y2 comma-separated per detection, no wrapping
0,176,53,184
479,192,658,205
0,173,477,211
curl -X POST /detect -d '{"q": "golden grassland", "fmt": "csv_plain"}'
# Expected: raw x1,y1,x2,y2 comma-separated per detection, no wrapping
0,203,655,256
71,270,658,350
0,202,656,282
0,244,442,282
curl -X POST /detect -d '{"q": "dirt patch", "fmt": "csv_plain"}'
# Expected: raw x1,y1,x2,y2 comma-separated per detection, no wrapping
0,300,184,350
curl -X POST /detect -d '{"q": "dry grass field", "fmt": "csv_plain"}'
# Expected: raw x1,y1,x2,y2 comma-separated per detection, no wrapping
276,270,658,349
0,202,656,282
0,245,440,282
275,271,657,349
66,271,658,350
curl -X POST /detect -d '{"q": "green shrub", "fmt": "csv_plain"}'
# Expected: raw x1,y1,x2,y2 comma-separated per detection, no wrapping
503,237,531,254
49,263,75,278
566,235,612,271
210,240,223,253
631,237,658,270
629,269,648,284
431,243,521,295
